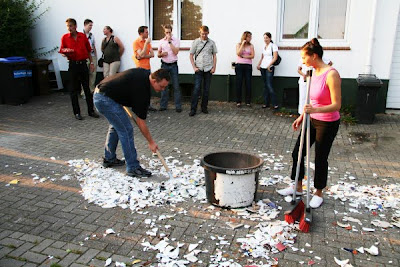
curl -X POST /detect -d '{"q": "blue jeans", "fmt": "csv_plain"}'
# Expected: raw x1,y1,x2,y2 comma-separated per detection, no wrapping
191,70,212,111
261,67,277,107
160,62,181,109
235,63,252,104
93,93,140,172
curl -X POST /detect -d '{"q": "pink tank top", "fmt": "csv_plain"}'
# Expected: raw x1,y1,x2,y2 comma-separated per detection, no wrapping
310,68,340,122
236,45,252,64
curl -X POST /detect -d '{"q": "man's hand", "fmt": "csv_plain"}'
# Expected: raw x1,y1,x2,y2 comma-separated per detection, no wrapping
210,67,216,74
145,37,152,44
89,63,95,73
148,141,158,153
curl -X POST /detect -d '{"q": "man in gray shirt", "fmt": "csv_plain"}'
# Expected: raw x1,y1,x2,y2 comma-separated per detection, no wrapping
189,25,217,116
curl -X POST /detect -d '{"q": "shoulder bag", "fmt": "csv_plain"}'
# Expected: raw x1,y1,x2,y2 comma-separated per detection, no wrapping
98,36,113,67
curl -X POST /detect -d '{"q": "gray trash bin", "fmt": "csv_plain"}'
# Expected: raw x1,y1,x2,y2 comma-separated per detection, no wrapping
355,74,382,124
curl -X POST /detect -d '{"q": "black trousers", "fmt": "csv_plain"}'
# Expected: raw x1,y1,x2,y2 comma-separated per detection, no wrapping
291,118,340,189
68,62,94,115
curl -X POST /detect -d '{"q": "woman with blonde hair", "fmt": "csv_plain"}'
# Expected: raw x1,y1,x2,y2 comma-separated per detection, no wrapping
235,31,254,107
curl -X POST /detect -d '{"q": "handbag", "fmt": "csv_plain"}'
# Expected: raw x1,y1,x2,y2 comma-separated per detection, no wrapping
98,36,113,68
97,56,104,68
271,45,282,66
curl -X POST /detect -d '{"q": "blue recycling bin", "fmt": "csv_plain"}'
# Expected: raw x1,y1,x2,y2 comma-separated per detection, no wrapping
0,57,33,105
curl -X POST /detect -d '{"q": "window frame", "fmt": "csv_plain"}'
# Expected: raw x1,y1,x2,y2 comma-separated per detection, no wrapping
277,0,351,47
148,0,201,48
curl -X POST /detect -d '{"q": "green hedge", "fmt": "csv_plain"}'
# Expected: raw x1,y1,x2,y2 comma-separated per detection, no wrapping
0,0,46,58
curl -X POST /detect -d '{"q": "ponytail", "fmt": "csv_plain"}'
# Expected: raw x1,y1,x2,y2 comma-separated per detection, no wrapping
301,38,323,58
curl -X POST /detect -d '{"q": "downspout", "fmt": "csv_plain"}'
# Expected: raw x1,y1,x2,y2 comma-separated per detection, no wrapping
364,0,378,74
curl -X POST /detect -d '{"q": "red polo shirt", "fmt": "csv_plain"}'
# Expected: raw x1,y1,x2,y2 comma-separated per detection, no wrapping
59,32,91,61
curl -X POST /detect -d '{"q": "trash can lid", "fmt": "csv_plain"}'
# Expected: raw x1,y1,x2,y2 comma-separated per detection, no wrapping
0,57,27,63
356,74,383,87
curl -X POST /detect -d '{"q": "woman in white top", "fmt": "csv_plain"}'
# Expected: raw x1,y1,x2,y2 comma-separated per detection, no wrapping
257,32,279,109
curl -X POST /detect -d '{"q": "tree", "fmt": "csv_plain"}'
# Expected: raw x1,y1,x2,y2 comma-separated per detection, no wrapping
0,0,47,58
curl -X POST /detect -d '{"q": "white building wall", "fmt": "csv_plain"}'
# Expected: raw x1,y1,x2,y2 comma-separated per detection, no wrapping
31,0,400,80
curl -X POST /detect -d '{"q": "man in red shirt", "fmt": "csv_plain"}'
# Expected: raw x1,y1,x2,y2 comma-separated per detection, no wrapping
60,18,99,120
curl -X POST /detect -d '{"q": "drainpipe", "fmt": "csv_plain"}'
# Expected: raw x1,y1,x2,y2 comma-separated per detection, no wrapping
364,0,378,74
226,74,230,101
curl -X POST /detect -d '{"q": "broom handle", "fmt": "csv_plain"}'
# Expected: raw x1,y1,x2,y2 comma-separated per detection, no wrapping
122,106,171,174
292,69,312,201
305,70,312,209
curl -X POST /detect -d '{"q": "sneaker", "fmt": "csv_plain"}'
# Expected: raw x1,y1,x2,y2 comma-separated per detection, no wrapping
148,105,157,112
309,195,324,208
176,108,182,113
236,103,241,108
103,158,125,168
201,108,208,114
75,114,83,120
277,185,303,196
189,110,196,117
262,105,268,109
246,103,251,107
159,107,167,111
127,166,152,178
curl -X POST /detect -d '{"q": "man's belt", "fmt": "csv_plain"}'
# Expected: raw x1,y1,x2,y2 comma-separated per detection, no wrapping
69,60,87,64
161,60,177,66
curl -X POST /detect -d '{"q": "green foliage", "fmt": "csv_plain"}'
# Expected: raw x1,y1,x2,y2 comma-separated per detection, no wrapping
0,0,47,58
340,104,358,125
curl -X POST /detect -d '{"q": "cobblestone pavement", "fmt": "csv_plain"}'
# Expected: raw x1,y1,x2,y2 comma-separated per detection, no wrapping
0,92,399,267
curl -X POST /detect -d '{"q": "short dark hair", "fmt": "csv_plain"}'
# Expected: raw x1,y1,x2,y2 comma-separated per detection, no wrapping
301,38,323,58
65,18,77,25
84,19,93,25
138,26,148,34
151,69,170,82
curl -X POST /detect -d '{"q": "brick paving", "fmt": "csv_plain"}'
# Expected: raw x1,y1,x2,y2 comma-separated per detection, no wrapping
0,92,399,266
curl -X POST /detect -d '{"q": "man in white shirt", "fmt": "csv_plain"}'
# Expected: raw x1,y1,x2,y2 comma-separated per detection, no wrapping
82,19,97,94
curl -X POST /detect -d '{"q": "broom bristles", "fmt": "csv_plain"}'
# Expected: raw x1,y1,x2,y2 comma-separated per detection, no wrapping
284,200,305,224
299,211,311,233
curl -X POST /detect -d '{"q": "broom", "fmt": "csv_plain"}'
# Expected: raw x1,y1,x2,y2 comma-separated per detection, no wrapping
299,70,313,233
123,106,174,179
284,69,313,224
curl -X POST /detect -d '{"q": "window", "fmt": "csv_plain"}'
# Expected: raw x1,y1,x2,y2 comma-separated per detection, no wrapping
280,0,349,43
150,0,203,41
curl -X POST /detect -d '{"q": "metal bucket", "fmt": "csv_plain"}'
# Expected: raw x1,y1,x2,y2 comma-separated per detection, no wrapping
200,152,263,208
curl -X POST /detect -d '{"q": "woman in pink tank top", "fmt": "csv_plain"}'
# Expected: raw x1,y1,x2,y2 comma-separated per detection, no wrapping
235,31,254,107
277,38,341,209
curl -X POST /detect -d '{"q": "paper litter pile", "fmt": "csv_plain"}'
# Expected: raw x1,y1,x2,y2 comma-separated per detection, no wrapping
68,157,207,211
